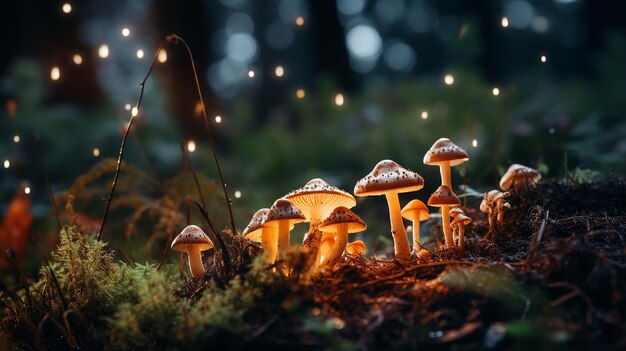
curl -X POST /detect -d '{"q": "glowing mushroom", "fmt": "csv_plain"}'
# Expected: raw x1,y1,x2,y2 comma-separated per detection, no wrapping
449,207,466,245
171,225,214,279
243,208,278,265
499,164,541,191
345,240,366,257
423,138,469,189
319,232,336,264
427,185,460,248
318,206,366,269
400,199,430,254
354,160,424,259
450,213,472,249
263,198,306,257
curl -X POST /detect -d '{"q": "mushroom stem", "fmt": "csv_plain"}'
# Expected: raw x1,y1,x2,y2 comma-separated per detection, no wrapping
441,205,454,248
458,225,466,249
438,161,452,188
277,220,291,256
412,219,421,254
322,224,348,269
187,247,205,279
385,192,411,259
261,226,278,264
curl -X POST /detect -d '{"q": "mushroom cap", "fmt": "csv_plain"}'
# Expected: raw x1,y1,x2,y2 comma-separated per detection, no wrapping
354,160,424,197
285,178,356,223
243,208,269,242
450,207,465,218
499,164,541,190
427,185,461,207
171,225,214,252
450,213,472,228
319,206,367,234
346,240,366,256
479,190,502,213
263,198,306,227
401,199,430,221
423,138,469,166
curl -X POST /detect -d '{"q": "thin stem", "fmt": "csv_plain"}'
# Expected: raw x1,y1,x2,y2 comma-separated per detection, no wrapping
384,192,411,259
441,205,453,248
322,224,348,269
276,220,291,255
36,138,61,231
412,219,421,254
187,247,204,278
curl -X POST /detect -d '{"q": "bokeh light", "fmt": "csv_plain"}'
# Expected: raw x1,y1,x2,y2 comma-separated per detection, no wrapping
50,66,61,81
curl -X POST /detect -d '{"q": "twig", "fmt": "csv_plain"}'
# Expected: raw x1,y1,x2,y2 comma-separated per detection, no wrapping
193,201,232,276
36,137,61,230
180,143,207,209
526,209,549,264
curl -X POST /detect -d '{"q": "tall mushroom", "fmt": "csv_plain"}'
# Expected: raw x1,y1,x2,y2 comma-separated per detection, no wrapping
171,225,214,278
354,160,424,259
423,138,469,189
427,185,460,248
499,164,541,191
243,208,278,265
284,178,356,263
400,199,430,254
450,213,472,249
319,206,366,270
262,198,305,257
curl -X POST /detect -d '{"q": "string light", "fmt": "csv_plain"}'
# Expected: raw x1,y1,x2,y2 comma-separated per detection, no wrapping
24,186,31,195
421,111,429,119
92,148,100,157
187,140,196,153
98,44,109,59
248,70,255,78
72,54,83,65
295,16,304,26
472,139,478,147
62,3,72,14
444,74,454,85
131,107,139,117
124,104,131,111
540,55,547,63
215,115,222,123
501,17,509,28
334,93,345,106
274,65,284,78
50,66,61,81
492,87,500,96
121,27,130,37
3,160,9,169
157,49,167,63
136,49,145,59
296,89,305,99
234,190,242,199
13,135,20,143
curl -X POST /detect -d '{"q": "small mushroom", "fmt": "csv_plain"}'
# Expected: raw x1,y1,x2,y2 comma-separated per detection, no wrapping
423,138,469,189
243,208,278,265
428,185,460,248
480,190,510,238
417,248,431,262
401,199,430,255
263,198,306,257
318,206,367,269
450,213,472,249
345,240,366,257
449,207,465,244
319,232,336,264
354,160,424,259
499,164,541,191
171,225,214,279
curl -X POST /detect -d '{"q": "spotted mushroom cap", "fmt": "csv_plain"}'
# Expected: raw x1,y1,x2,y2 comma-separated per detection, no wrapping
354,160,424,197
243,208,269,242
401,199,430,221
499,164,541,191
171,225,214,252
427,185,461,207
319,206,367,234
284,178,356,223
423,138,469,166
450,213,472,228
450,207,465,218
346,240,366,256
263,198,306,227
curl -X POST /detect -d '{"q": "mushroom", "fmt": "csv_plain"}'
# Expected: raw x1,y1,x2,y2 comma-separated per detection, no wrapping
243,208,278,265
400,199,430,255
171,225,214,278
354,160,424,259
417,248,432,262
499,164,541,191
284,178,355,264
318,206,366,269
449,207,465,245
480,190,510,238
262,198,306,257
318,232,336,264
423,138,469,189
450,213,472,249
345,240,366,257
427,185,460,248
